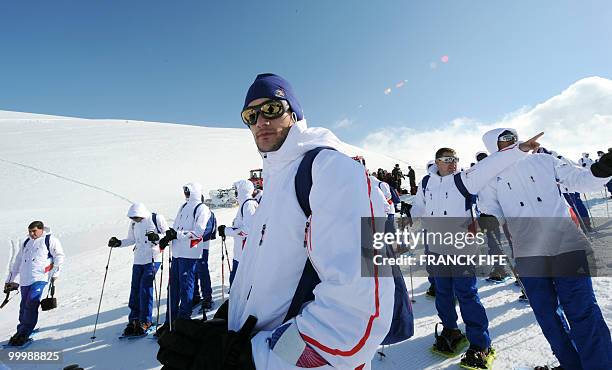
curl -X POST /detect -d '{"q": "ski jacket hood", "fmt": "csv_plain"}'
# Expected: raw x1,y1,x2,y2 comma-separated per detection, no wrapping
234,179,255,205
127,203,151,219
183,182,204,204
482,127,518,154
259,120,348,168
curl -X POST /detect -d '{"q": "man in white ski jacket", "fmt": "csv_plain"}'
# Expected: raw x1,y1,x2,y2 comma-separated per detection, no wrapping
478,128,612,370
156,182,211,334
218,179,259,287
158,74,394,370
108,203,168,336
5,221,65,346
409,137,539,367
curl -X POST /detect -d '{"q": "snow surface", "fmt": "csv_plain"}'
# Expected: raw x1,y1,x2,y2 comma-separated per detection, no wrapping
0,110,610,369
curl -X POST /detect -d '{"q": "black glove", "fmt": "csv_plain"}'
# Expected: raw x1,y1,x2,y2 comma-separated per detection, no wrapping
4,282,19,294
218,225,226,240
166,228,178,241
108,237,121,248
147,232,160,243
591,152,612,178
159,236,170,251
221,316,257,370
157,315,257,370
478,213,500,232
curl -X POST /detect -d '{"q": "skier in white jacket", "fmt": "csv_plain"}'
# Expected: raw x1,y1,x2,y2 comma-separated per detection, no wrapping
478,128,612,370
5,221,65,346
155,182,211,336
108,203,168,336
218,179,259,287
157,73,395,370
410,136,540,368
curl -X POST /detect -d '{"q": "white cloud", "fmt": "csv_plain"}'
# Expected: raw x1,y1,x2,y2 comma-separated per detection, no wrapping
361,76,612,176
334,118,354,129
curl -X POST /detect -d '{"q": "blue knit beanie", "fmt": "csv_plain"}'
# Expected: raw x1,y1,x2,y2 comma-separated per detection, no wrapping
243,73,304,121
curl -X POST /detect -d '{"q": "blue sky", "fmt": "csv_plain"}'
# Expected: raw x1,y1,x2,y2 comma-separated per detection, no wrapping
1,0,610,144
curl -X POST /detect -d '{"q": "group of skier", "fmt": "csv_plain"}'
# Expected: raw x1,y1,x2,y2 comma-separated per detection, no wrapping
3,73,612,370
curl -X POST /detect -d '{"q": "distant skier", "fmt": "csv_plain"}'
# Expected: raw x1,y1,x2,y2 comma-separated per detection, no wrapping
218,179,259,287
5,221,65,347
155,182,211,336
411,135,540,368
407,165,417,195
478,128,612,370
392,163,404,191
578,152,594,168
157,73,397,370
108,203,167,336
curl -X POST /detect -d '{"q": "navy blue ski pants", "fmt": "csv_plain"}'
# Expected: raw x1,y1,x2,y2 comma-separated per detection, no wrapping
166,257,197,323
17,281,47,336
128,262,160,324
520,276,611,370
193,249,212,301
433,262,490,350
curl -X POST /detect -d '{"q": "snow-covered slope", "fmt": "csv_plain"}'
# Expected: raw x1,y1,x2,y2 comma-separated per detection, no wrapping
0,110,610,370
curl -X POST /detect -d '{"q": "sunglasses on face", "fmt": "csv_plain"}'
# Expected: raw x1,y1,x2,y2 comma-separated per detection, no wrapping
498,133,517,142
437,156,459,164
241,100,290,126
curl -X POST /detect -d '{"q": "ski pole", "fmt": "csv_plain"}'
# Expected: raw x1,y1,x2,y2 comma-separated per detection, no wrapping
400,214,416,303
604,188,610,218
156,250,164,329
221,239,226,301
0,289,20,309
489,229,529,302
91,247,113,341
582,192,595,228
223,239,232,272
152,255,159,327
168,246,173,333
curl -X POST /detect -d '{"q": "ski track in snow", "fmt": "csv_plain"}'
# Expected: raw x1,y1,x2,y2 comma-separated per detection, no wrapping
0,113,610,369
0,157,134,204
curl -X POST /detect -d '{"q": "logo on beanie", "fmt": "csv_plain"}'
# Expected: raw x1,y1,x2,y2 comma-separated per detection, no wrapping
274,89,286,98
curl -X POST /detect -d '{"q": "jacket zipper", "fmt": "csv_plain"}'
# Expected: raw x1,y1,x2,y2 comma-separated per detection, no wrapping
258,224,267,246
303,219,310,249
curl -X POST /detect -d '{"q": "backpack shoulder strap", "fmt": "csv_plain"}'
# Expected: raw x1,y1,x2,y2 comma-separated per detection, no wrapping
294,146,336,217
45,234,52,259
192,203,203,219
284,147,336,323
240,198,258,218
421,175,431,196
453,173,477,212
151,213,161,233
23,238,30,249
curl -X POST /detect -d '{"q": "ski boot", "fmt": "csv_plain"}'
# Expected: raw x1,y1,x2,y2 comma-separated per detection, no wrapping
201,296,213,311
154,322,169,338
425,284,436,298
191,295,202,309
431,323,468,357
7,333,28,347
486,268,510,283
122,320,139,336
459,345,495,369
